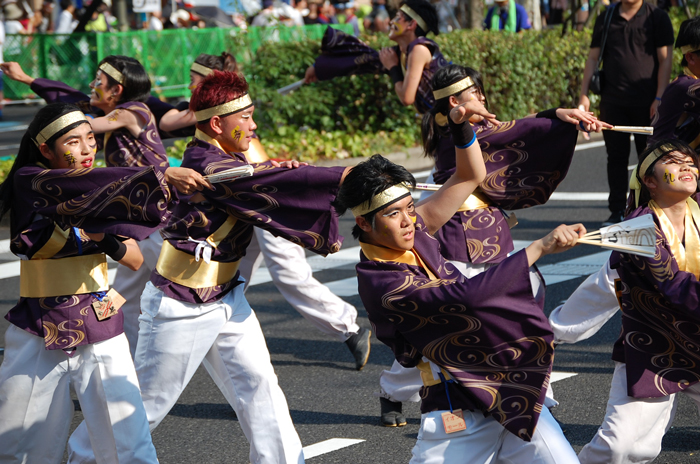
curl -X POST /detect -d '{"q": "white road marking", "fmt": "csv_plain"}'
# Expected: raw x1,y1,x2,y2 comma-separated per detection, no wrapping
303,438,365,460
550,372,578,383
550,192,608,201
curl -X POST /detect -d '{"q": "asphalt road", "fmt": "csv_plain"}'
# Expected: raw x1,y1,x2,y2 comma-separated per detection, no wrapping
0,106,698,463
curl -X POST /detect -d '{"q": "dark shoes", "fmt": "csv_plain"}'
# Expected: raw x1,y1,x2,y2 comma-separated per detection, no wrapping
380,397,407,427
345,327,371,371
602,211,624,227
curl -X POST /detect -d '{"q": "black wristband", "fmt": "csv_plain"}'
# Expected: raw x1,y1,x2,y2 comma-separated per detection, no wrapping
536,108,559,119
388,65,404,84
94,234,127,262
448,118,476,148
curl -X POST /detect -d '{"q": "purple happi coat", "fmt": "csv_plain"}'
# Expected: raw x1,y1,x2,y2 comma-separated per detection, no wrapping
357,215,555,440
649,73,700,147
5,165,173,350
151,136,345,304
30,77,192,139
313,27,448,114
611,205,700,398
432,117,578,264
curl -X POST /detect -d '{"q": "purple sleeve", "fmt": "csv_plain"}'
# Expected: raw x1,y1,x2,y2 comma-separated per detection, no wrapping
30,78,98,115
314,26,384,81
13,165,173,240
200,160,346,256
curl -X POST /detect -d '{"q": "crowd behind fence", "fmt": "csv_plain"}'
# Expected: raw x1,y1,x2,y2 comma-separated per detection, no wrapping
1,23,353,101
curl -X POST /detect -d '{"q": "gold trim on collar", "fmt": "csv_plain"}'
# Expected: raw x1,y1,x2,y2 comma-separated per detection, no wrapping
360,241,438,280
433,76,475,101
649,198,700,279
194,128,228,153
194,94,253,123
681,45,700,55
191,62,215,77
351,183,411,217
684,67,699,79
99,62,125,85
34,111,89,146
400,4,429,33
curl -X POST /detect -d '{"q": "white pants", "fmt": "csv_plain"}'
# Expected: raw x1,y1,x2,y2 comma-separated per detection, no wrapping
379,262,545,403
0,326,156,464
410,406,579,464
579,362,700,464
548,261,619,345
68,282,304,464
238,228,359,342
111,231,163,358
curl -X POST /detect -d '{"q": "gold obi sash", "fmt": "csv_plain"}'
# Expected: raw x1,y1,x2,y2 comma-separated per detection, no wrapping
457,191,492,212
155,216,241,289
20,253,109,298
416,359,453,387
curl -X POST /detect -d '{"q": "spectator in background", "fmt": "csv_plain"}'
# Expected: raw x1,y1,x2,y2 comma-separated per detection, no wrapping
149,10,163,30
35,1,54,33
55,0,77,33
304,0,319,24
0,19,4,120
363,0,389,32
578,0,674,226
3,1,32,34
484,0,531,32
336,2,360,36
548,0,566,24
316,1,336,24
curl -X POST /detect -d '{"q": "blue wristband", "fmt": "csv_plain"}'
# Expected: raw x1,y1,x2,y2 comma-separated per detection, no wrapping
455,131,476,149
655,97,662,102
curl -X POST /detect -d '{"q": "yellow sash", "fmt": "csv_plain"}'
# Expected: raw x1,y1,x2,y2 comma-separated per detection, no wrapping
360,241,439,281
416,359,453,387
649,199,700,279
20,253,109,298
457,191,492,212
155,216,241,288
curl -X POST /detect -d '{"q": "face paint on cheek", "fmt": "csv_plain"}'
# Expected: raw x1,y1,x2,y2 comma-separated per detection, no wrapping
231,125,244,142
188,83,197,91
63,151,77,167
664,169,675,184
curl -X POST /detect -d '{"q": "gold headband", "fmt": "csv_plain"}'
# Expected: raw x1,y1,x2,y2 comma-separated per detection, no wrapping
34,111,89,146
433,76,476,101
351,183,411,217
400,4,429,34
639,143,677,176
191,62,214,77
681,44,700,54
99,62,125,85
194,94,253,123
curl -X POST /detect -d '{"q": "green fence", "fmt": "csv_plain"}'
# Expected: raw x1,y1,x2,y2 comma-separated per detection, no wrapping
2,23,352,101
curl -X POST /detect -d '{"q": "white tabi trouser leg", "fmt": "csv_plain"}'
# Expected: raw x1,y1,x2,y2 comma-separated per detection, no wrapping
238,229,265,289
377,261,493,404
254,228,359,341
578,362,679,464
111,230,163,359
409,405,577,464
67,333,157,464
0,325,74,464
549,261,620,345
133,282,303,464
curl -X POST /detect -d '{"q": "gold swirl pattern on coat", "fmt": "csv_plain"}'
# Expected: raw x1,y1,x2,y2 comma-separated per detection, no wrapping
43,321,59,347
38,295,80,310
53,320,86,349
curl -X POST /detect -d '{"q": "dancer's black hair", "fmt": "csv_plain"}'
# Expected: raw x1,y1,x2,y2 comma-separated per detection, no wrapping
422,64,486,159
333,154,417,239
676,16,700,68
400,0,439,36
0,103,90,220
193,52,238,73
98,55,151,103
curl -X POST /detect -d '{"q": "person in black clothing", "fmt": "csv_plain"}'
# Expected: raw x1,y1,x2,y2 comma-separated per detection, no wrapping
578,0,674,226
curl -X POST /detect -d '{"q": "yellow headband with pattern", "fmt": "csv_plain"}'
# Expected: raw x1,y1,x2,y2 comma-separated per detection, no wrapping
400,4,429,34
433,76,476,101
99,62,125,85
194,93,253,123
34,111,89,146
351,183,411,217
681,44,700,55
191,62,215,77
630,143,680,207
